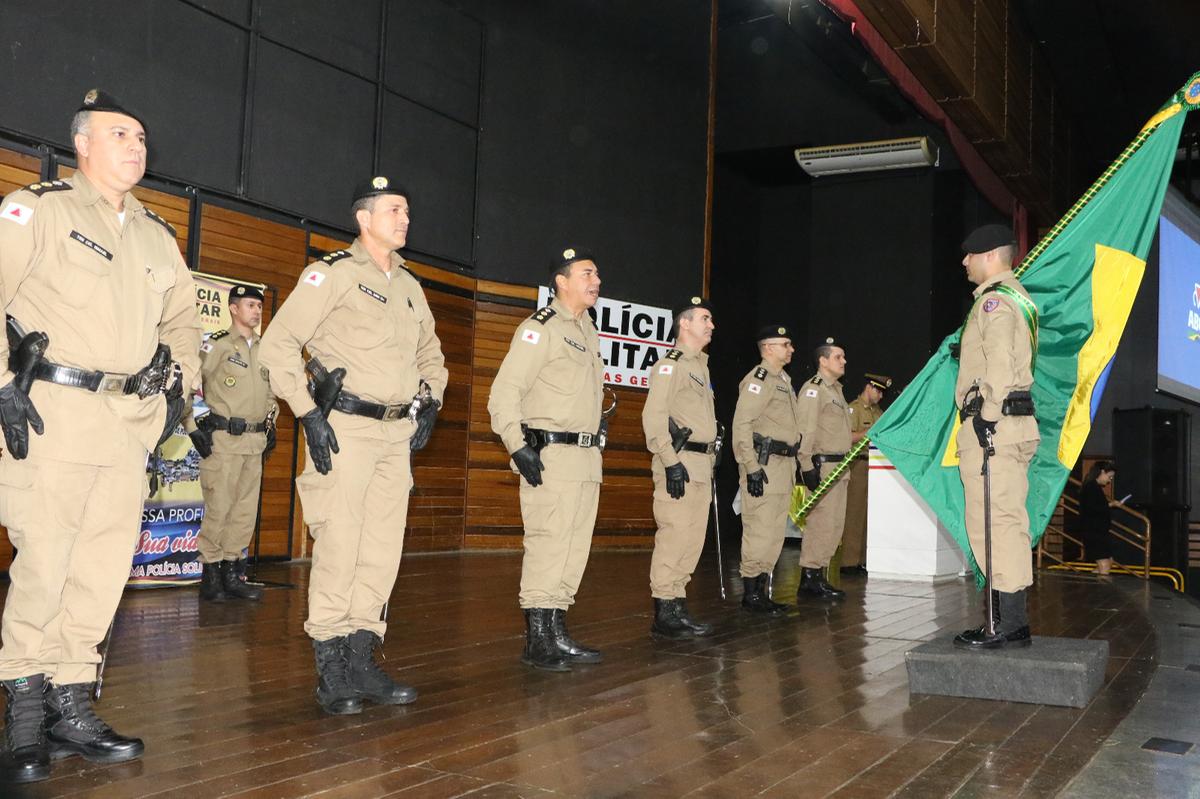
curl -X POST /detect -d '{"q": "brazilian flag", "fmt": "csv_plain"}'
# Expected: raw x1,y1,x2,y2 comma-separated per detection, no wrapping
863,72,1200,583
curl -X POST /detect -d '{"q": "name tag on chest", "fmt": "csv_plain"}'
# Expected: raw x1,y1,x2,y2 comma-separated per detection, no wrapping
563,337,586,353
227,356,249,369
69,230,113,261
689,373,705,388
358,284,387,304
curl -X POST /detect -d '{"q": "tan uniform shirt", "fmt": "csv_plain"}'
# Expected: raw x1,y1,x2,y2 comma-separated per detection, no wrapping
642,345,716,479
488,297,604,482
259,239,448,430
0,172,202,464
188,330,278,455
847,396,882,459
797,376,852,467
955,270,1038,445
731,361,802,475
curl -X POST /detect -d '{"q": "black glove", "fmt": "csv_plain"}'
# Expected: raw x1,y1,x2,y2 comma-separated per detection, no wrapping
972,415,997,450
745,469,767,498
300,407,339,475
264,424,277,459
665,462,689,499
802,466,821,492
410,400,440,452
0,381,43,460
157,391,187,450
189,428,213,458
511,446,545,487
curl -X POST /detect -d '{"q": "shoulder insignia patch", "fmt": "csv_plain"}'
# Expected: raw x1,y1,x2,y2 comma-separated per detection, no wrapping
22,180,72,197
665,349,683,361
321,249,352,265
809,376,822,386
530,306,557,325
209,329,229,340
753,367,768,380
144,208,177,237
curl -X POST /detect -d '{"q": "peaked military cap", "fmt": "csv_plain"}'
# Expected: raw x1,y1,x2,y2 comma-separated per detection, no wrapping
77,88,146,132
756,324,792,342
551,246,596,275
353,175,409,203
229,284,265,303
962,223,1016,254
865,373,893,391
674,295,712,318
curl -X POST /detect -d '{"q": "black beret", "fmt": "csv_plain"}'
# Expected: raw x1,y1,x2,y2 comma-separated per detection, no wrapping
674,295,712,318
962,223,1016,254
77,88,146,132
865,373,893,391
816,336,840,350
757,325,792,342
550,246,596,275
229,284,265,303
353,175,409,203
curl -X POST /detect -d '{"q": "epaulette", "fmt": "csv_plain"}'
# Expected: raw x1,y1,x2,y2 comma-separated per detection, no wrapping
320,249,352,265
530,306,556,325
665,349,683,361
809,376,822,385
209,329,229,341
23,180,72,197
753,367,768,380
144,208,177,237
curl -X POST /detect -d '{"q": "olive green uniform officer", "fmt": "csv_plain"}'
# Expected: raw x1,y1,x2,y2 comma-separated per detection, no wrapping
953,224,1039,649
260,176,448,714
731,325,802,615
488,247,605,672
796,338,853,600
0,91,202,782
184,284,279,602
642,296,718,640
840,373,891,570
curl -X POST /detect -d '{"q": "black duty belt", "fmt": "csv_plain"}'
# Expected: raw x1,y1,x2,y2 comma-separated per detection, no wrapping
813,453,846,465
681,440,718,455
199,413,268,435
524,427,601,449
333,392,412,421
34,361,142,396
960,390,1035,420
760,441,799,458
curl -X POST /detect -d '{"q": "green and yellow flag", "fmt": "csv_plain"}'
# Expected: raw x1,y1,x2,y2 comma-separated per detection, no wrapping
863,72,1200,583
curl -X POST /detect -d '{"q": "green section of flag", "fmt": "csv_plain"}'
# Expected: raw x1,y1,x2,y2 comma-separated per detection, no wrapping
869,73,1198,584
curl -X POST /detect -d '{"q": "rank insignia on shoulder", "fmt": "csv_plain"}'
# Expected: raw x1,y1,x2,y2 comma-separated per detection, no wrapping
809,376,822,385
144,208,177,237
23,180,72,197
665,349,683,361
753,367,768,380
530,306,556,324
209,329,229,340
321,250,352,264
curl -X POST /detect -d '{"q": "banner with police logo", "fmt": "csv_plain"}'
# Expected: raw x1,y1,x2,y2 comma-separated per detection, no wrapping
536,287,673,388
129,272,267,587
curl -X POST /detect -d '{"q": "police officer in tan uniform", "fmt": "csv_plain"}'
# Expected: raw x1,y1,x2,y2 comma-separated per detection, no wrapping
260,176,447,714
0,90,201,782
488,248,605,672
186,285,278,602
953,224,1038,649
643,296,718,640
796,338,852,600
840,373,890,572
732,325,802,615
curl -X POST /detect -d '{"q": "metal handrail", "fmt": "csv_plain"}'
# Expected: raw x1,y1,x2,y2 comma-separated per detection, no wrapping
1038,476,1158,585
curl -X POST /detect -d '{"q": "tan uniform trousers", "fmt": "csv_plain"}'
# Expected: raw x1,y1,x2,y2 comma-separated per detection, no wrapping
297,430,412,641
840,459,869,567
518,478,599,609
799,462,849,568
739,490,790,578
197,451,263,564
649,468,712,599
0,455,147,684
958,431,1037,592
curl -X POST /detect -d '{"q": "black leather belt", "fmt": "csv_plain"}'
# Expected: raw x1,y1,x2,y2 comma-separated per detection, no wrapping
333,392,412,421
682,440,717,455
813,453,846,465
199,413,268,435
33,361,141,395
524,427,600,449
764,441,799,457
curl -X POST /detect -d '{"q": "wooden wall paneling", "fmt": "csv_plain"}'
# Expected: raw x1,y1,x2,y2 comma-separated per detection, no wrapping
198,203,309,558
944,0,1008,143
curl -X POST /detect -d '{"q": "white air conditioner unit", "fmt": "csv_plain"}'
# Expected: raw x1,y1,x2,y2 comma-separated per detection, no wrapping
793,136,939,177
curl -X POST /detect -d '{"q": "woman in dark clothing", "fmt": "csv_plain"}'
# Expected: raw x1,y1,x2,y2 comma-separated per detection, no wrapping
1079,461,1119,575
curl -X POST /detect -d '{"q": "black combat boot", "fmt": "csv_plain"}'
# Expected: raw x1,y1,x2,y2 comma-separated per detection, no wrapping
198,561,226,602
954,589,1032,649
219,560,263,601
311,637,363,715
0,675,50,783
44,682,144,763
650,599,694,640
344,630,417,705
675,598,714,637
550,609,602,663
741,575,786,615
521,609,571,672
798,567,845,600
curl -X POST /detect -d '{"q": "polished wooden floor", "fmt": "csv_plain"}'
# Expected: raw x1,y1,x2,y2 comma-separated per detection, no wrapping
2,547,1155,798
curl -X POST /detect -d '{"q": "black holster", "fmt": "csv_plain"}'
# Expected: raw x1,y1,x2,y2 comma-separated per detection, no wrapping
305,358,346,418
1002,390,1035,416
668,417,691,453
6,317,48,395
752,433,773,467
